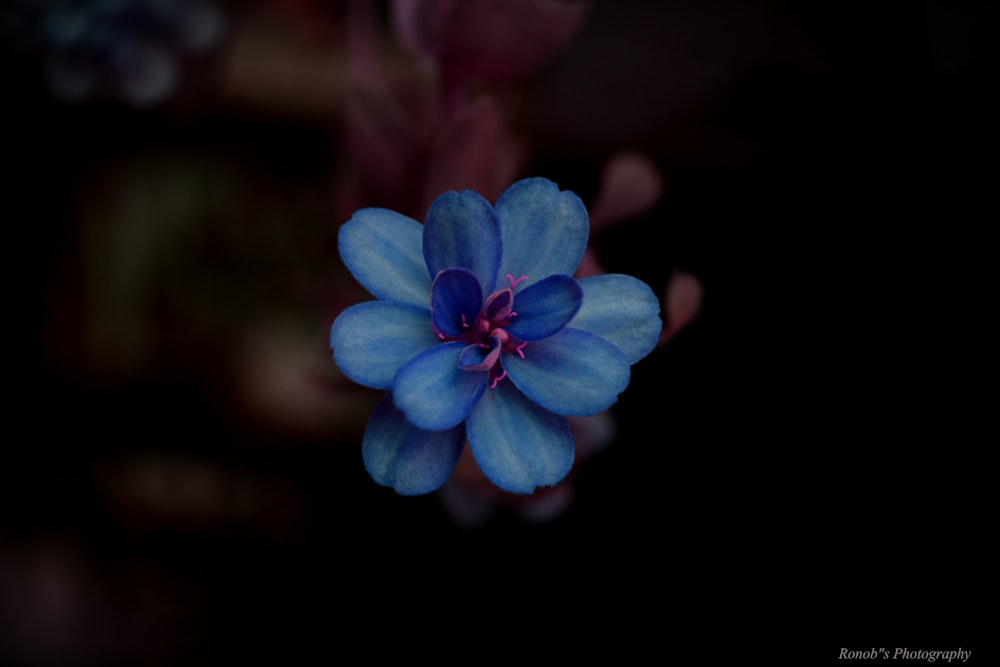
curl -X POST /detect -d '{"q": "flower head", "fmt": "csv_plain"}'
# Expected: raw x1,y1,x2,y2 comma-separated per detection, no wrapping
330,178,661,495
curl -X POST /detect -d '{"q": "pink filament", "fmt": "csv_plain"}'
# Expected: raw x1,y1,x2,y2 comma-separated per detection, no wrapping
506,273,528,288
490,370,507,388
515,342,527,359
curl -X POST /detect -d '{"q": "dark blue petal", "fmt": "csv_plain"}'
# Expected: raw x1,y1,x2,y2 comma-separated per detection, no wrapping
339,208,430,308
330,301,439,390
430,268,483,338
483,288,513,324
458,337,502,371
505,274,583,342
423,189,501,295
393,341,489,431
495,178,589,293
503,327,630,416
362,394,465,495
466,380,574,494
569,274,662,364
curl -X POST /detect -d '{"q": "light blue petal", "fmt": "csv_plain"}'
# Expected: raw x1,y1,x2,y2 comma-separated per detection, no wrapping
423,190,501,294
466,380,574,494
338,208,430,308
495,178,589,293
393,341,489,431
362,394,465,495
569,274,662,364
330,301,438,390
431,268,483,338
503,327,630,416
505,275,583,341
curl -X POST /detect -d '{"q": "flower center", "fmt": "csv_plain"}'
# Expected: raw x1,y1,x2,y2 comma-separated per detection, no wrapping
441,274,528,388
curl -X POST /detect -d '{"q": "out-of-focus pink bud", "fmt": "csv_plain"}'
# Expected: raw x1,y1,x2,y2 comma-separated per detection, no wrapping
661,269,703,343
589,151,666,231
391,0,591,82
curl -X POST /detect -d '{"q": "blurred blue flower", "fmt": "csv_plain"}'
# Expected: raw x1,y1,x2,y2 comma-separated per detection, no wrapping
3,0,225,106
330,178,661,495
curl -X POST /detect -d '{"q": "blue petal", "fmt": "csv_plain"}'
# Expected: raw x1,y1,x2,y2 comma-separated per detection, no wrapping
458,337,502,371
505,275,583,341
466,380,574,494
569,274,662,364
430,268,483,338
339,208,430,308
423,190,501,295
503,327,630,416
494,178,589,293
330,302,439,390
393,341,489,431
362,394,465,495
483,288,513,324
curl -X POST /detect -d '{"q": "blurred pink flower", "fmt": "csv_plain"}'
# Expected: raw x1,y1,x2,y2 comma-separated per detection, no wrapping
333,0,538,220
391,0,591,84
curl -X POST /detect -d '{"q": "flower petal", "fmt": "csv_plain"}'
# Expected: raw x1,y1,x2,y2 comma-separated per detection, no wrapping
459,337,502,372
503,327,630,416
330,301,439,389
423,189,501,294
431,268,483,338
363,394,465,495
569,274,663,364
495,178,589,292
393,341,489,431
338,208,430,308
466,380,574,494
505,274,582,341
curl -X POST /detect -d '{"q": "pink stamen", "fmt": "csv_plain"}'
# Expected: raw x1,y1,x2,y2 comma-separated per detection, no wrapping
506,274,528,288
515,342,527,358
461,314,469,328
490,370,507,388
509,311,517,318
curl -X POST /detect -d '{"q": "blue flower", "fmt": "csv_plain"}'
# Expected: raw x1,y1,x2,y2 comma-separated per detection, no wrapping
330,177,661,495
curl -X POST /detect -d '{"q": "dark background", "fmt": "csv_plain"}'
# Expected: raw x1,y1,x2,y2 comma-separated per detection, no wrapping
2,1,995,664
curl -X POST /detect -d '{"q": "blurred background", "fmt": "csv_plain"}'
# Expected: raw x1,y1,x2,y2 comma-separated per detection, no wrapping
2,1,996,664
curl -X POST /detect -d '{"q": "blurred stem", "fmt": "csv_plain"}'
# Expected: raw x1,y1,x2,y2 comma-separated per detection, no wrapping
443,76,470,121
345,0,381,86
